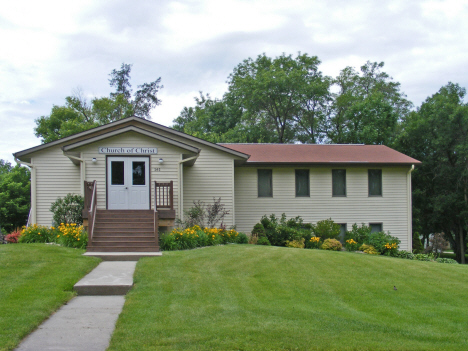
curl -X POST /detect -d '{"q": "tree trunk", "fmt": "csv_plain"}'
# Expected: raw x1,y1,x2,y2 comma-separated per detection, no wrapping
459,223,466,264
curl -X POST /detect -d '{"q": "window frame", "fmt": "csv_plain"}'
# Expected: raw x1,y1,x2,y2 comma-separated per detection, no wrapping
295,169,310,197
368,169,383,197
332,169,347,197
369,223,383,233
257,169,273,198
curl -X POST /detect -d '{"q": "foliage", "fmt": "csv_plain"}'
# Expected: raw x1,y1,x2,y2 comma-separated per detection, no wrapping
50,194,84,226
414,253,436,261
251,223,266,237
285,238,305,248
256,236,271,246
34,64,163,143
177,198,229,228
345,223,372,245
259,214,312,246
306,236,321,249
56,223,87,249
18,224,53,243
425,233,449,257
236,232,248,244
436,258,458,264
248,234,259,245
359,244,379,255
321,238,342,251
396,82,468,263
0,160,31,233
344,238,359,251
160,225,241,251
412,232,424,254
366,231,400,254
313,218,340,240
5,229,21,243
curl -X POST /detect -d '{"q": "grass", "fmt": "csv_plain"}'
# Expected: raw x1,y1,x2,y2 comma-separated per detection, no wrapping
109,245,468,351
0,244,100,351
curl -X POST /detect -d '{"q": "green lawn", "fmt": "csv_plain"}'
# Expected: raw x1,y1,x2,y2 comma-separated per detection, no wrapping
0,244,100,351
109,245,468,351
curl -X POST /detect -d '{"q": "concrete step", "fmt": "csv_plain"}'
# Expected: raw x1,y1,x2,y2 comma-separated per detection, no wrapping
74,261,137,295
83,252,162,261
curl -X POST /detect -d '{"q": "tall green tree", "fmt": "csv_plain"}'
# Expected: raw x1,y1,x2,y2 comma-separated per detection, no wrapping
35,64,163,143
226,53,331,143
397,82,468,263
0,160,31,233
327,61,412,145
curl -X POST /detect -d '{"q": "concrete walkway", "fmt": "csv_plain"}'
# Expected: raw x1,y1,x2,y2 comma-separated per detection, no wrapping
16,260,140,351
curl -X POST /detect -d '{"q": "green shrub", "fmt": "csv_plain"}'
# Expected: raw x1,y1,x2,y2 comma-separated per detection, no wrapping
256,236,271,246
305,236,321,249
285,238,305,248
321,238,342,251
345,223,372,244
236,232,248,244
50,194,84,226
414,253,435,261
160,232,178,251
56,223,87,249
359,244,379,255
260,214,312,246
251,223,266,237
392,250,415,259
313,219,340,240
366,231,400,254
436,258,458,264
344,238,359,251
412,232,424,253
18,224,53,243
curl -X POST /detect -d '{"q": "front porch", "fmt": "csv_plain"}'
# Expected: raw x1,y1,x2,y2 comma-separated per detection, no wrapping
83,180,175,253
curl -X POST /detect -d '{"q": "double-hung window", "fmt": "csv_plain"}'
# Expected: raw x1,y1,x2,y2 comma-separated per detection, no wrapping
258,169,273,197
332,169,346,196
295,170,310,197
368,169,382,196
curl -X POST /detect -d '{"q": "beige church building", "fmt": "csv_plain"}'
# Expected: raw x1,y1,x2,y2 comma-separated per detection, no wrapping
14,117,420,252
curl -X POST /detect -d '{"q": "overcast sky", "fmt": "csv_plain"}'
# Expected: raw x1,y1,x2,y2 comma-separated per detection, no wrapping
1,0,467,163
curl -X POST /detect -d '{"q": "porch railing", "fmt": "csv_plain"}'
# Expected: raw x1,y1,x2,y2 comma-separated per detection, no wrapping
83,181,97,245
154,181,174,210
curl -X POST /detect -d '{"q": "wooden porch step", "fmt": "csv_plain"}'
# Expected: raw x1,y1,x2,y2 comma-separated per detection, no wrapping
87,246,160,252
92,241,157,247
92,236,157,242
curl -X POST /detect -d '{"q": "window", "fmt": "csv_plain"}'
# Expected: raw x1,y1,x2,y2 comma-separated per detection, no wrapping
338,223,347,243
332,169,346,196
295,170,310,197
258,169,272,197
368,169,382,196
370,223,383,233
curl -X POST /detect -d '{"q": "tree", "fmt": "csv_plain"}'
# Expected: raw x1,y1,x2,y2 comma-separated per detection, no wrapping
226,53,331,143
396,82,468,263
327,61,412,146
0,160,31,233
35,64,163,143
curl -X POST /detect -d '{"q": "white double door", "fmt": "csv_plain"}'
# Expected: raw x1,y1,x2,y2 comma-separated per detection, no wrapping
107,157,150,210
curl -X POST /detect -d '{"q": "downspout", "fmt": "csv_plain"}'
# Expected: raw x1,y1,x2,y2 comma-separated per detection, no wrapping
15,158,36,225
177,155,200,221
407,165,415,251
63,153,86,196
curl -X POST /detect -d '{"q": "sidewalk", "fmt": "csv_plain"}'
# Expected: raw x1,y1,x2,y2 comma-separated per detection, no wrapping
16,260,138,351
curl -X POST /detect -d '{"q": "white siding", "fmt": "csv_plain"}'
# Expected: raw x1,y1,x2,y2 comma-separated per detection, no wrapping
234,167,412,250
183,149,235,227
31,147,81,226
78,131,183,213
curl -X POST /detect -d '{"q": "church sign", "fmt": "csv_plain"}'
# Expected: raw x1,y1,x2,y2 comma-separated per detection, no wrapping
98,147,158,154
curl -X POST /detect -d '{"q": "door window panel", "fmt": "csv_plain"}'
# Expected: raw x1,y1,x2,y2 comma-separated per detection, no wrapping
111,161,125,185
132,161,146,185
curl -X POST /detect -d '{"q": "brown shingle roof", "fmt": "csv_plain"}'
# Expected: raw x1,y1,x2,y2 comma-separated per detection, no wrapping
218,144,421,164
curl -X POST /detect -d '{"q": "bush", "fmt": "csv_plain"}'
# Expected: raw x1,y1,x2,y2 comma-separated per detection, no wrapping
251,223,266,237
18,224,53,243
285,238,305,248
305,236,321,249
313,219,340,240
345,223,371,245
412,231,424,253
177,198,230,228
392,250,415,259
436,258,458,264
236,232,248,244
248,234,259,245
414,253,435,261
160,232,178,251
5,229,21,243
344,238,359,251
321,238,342,251
359,244,379,255
259,214,312,246
425,233,449,257
56,223,87,249
366,231,400,254
50,194,84,226
256,237,271,246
